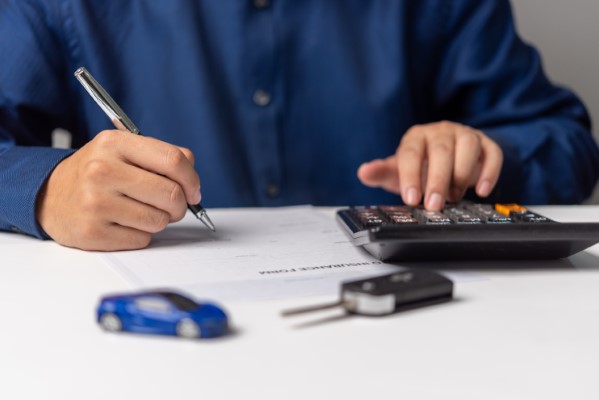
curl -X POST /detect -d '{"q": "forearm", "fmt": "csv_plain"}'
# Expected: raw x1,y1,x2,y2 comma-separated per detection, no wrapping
484,118,599,204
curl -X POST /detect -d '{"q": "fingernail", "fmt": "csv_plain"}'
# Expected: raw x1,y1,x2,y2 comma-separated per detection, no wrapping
405,187,419,205
477,180,492,197
357,163,368,178
427,192,444,210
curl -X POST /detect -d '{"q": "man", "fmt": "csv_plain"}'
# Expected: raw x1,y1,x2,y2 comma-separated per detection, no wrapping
1,0,598,251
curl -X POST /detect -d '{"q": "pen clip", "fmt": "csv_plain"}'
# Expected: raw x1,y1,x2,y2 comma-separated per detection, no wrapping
74,67,141,134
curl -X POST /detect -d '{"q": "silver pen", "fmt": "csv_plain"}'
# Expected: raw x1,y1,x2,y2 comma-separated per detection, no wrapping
74,67,216,232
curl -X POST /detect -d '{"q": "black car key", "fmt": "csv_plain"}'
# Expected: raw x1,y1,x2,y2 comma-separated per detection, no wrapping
282,269,453,318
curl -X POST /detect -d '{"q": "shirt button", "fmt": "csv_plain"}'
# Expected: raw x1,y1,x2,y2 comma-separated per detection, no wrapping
253,89,271,107
266,184,280,198
253,0,270,9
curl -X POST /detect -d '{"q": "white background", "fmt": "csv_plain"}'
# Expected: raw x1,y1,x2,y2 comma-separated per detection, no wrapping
512,0,599,202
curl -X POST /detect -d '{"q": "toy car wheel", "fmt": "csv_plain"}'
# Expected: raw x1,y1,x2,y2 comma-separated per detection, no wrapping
100,312,122,332
176,318,201,339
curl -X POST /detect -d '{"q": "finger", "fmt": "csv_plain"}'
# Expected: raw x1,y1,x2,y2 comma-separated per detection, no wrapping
95,131,201,204
422,133,455,211
104,195,171,234
475,136,503,197
82,224,153,251
109,164,188,222
397,130,427,206
177,146,195,166
357,157,401,195
450,128,482,201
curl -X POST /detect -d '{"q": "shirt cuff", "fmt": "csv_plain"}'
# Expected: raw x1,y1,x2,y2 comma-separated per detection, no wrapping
476,123,545,204
0,146,75,239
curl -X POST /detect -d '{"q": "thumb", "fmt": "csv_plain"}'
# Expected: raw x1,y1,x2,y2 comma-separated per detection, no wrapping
357,156,401,195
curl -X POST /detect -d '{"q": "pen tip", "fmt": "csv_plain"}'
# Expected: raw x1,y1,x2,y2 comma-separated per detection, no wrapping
196,211,216,232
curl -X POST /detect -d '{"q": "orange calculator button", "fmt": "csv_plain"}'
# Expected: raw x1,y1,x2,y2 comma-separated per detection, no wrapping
495,203,527,216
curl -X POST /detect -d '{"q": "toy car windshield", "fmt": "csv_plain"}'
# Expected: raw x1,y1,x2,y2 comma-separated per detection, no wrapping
156,291,199,311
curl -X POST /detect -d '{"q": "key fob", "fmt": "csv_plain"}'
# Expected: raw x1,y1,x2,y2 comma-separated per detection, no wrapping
341,270,453,316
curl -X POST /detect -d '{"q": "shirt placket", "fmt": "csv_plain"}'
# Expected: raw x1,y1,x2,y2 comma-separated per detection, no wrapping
246,0,283,204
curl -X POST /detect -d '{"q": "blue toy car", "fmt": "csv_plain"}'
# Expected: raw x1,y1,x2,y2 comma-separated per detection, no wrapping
96,290,228,339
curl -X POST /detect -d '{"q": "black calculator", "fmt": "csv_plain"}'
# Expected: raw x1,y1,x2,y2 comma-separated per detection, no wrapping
336,203,599,261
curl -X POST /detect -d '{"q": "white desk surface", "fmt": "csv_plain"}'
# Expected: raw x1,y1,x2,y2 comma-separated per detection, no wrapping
1,206,599,400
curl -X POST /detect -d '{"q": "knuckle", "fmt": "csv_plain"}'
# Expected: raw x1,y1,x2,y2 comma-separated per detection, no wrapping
429,142,452,155
145,210,170,233
482,139,504,167
398,144,421,158
164,147,186,170
169,183,185,205
427,172,448,185
78,223,103,241
497,148,504,165
94,130,119,148
84,159,111,181
490,141,503,159
137,233,152,248
459,130,481,147
437,120,454,130
179,147,195,164
426,173,450,192
80,190,103,214
171,205,187,222
167,184,188,221
132,232,152,249
404,124,425,139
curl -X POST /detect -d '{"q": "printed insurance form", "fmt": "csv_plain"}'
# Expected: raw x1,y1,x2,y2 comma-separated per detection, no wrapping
100,206,405,301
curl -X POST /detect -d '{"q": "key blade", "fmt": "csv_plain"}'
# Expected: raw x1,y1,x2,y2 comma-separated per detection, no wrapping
281,301,343,317
290,313,353,329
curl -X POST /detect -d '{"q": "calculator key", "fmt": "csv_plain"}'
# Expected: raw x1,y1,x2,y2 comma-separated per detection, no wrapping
388,215,419,224
355,209,377,215
353,208,387,227
494,204,552,223
364,217,384,226
512,212,551,223
465,204,513,223
381,207,417,223
444,207,482,224
379,206,413,214
485,215,514,224
495,203,527,217
415,209,453,224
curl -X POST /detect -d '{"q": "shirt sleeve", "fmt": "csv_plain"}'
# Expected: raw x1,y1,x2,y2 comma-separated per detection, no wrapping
0,0,79,238
434,0,599,204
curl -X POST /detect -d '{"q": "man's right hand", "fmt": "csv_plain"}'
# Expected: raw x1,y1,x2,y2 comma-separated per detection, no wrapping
36,130,201,251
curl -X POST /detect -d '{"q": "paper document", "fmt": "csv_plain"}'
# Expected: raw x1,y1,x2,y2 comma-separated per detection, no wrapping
101,206,402,301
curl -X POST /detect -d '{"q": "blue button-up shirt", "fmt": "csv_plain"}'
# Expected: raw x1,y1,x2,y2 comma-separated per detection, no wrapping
1,0,599,238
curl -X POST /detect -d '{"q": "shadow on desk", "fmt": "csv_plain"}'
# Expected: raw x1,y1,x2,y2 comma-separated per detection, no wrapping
148,226,237,249
392,249,599,272
288,297,465,330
